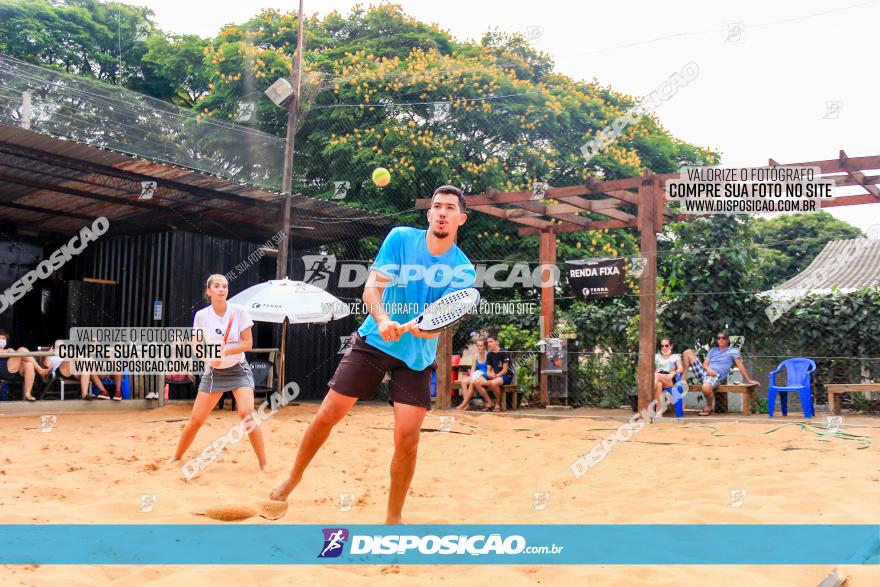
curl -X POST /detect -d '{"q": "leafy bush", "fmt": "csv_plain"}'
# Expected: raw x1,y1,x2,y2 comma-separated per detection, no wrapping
569,352,636,408
497,323,540,351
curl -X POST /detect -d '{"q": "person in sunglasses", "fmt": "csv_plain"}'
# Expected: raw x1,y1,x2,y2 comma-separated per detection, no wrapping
681,331,760,416
654,338,683,409
654,338,684,389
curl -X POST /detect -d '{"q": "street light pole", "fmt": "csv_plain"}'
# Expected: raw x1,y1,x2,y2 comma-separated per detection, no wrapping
276,0,305,281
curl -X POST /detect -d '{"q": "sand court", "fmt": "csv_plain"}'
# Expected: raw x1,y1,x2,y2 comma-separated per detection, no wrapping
1,403,879,584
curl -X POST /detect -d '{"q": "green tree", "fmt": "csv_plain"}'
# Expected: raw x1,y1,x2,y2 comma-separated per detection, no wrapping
0,0,155,84
754,211,862,288
657,216,768,351
135,33,211,106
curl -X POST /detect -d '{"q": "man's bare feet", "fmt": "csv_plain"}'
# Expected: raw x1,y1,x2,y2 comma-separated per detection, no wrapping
385,516,405,525
269,474,300,501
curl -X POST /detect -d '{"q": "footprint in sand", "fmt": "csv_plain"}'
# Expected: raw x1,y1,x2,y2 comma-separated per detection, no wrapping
194,500,289,522
142,461,161,473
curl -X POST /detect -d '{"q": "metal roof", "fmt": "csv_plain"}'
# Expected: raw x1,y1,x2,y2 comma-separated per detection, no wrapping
763,237,880,298
0,123,389,246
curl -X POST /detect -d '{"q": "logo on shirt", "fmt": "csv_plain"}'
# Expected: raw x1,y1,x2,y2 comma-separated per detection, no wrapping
318,528,349,558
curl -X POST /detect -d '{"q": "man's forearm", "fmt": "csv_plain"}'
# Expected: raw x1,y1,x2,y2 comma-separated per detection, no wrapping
362,287,389,324
407,324,441,339
736,359,755,382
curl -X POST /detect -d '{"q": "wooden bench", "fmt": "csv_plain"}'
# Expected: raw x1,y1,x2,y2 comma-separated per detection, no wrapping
713,383,758,415
449,381,519,411
826,384,880,414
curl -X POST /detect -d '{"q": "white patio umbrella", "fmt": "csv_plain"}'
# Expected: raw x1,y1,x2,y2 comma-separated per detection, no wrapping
229,278,351,392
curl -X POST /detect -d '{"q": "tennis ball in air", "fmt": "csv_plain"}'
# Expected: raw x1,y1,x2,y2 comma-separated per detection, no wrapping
372,167,391,187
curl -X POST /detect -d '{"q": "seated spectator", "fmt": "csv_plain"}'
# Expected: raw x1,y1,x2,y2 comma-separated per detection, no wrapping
681,330,760,416
475,334,512,412
41,348,92,400
456,338,495,411
459,330,483,364
0,328,50,401
90,372,124,400
654,339,683,413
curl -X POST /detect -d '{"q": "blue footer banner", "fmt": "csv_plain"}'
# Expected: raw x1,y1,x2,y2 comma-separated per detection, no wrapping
1,525,878,565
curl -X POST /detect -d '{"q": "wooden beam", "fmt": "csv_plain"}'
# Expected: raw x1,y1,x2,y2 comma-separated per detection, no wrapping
516,200,633,227
598,188,639,205
517,219,633,236
414,175,681,209
514,201,556,216
769,154,880,175
548,213,592,227
840,149,880,200
507,216,555,229
820,194,880,208
538,229,556,406
821,174,880,188
556,196,625,212
506,208,543,218
417,184,600,209
469,204,509,219
595,207,637,223
636,169,658,415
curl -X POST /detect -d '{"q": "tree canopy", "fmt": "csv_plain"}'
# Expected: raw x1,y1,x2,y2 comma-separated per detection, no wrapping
753,211,864,288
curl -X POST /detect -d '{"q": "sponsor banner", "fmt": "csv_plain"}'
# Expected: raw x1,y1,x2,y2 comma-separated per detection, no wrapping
0,525,877,564
566,258,627,300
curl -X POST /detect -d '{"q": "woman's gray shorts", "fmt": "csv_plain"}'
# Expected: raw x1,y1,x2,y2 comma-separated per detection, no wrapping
198,362,255,393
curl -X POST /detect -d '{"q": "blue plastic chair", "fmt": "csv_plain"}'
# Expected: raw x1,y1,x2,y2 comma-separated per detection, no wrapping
768,358,816,418
662,373,685,417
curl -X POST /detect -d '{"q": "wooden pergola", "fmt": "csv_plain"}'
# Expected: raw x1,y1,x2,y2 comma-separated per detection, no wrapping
417,151,880,412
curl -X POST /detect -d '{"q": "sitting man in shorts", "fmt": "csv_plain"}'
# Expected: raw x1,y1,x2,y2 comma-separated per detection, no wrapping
0,329,51,401
475,333,512,411
681,330,760,416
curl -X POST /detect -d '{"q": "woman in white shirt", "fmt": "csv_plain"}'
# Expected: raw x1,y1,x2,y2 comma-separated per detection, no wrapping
169,274,267,470
654,338,683,410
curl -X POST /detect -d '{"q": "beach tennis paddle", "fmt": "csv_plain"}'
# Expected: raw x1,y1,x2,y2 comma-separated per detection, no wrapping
213,314,234,367
222,314,234,344
408,288,481,333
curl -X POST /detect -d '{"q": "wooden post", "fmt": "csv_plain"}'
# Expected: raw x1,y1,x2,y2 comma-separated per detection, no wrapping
436,328,453,409
539,229,556,406
278,317,288,394
275,0,305,281
637,169,658,413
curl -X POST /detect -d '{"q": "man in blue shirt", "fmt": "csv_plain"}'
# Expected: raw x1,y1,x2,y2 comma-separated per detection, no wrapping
270,186,475,524
681,331,760,416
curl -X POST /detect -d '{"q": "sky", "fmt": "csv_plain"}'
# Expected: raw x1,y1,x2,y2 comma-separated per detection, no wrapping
129,0,880,232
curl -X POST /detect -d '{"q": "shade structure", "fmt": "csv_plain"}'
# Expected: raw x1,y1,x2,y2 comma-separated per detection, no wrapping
228,278,351,393
228,278,351,323
760,237,880,300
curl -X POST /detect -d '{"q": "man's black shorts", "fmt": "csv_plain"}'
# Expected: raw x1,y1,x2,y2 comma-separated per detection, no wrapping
328,334,434,410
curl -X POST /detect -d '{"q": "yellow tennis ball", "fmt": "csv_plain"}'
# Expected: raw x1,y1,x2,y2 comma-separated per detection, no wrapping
372,167,391,187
